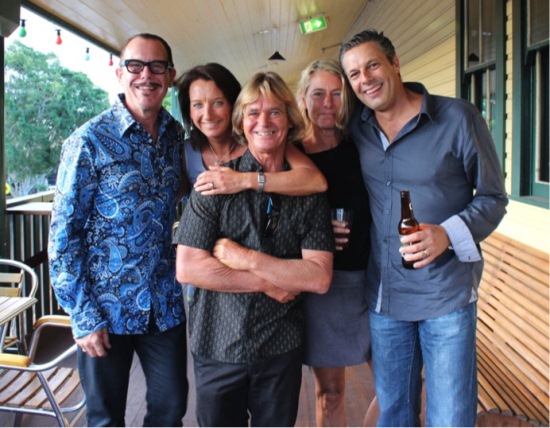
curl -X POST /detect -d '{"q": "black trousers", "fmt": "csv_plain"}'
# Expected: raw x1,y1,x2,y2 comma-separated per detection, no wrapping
193,346,303,427
77,322,188,427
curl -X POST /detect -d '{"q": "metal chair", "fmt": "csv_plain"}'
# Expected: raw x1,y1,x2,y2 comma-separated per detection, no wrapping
0,259,39,352
0,315,86,426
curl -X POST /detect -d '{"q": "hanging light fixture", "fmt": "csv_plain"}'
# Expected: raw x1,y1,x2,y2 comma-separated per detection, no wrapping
108,53,114,66
55,29,62,45
267,25,285,62
85,47,90,61
19,19,27,38
268,51,286,62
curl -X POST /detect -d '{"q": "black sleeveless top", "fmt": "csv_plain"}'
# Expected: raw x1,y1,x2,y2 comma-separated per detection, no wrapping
298,137,371,271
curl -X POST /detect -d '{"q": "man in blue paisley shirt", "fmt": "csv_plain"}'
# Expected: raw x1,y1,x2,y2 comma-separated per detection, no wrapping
48,33,188,426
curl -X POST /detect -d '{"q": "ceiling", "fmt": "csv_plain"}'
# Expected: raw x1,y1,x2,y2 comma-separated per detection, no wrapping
24,0,370,88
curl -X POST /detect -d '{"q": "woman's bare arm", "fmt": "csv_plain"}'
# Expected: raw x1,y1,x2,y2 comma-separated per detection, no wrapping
194,143,327,196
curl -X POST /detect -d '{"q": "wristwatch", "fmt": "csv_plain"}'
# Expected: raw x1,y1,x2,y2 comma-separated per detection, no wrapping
257,172,265,192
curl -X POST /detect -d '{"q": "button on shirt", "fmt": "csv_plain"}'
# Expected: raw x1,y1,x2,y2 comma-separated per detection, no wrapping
48,94,186,338
348,82,508,321
174,150,334,364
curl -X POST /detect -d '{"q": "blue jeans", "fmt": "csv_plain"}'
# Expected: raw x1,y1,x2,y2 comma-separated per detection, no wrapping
370,303,477,427
78,322,188,427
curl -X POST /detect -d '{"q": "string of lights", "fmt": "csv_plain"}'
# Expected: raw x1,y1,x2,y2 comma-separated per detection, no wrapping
17,18,115,66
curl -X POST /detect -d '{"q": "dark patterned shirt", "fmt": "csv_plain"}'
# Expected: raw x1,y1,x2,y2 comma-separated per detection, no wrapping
48,94,186,338
174,149,334,363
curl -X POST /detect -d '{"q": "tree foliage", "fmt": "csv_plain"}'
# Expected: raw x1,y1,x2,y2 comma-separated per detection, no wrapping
5,41,110,195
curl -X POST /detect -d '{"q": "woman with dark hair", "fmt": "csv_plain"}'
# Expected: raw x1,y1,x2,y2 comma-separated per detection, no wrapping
175,63,327,195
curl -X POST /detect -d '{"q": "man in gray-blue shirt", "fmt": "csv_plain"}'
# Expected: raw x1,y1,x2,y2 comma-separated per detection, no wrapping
340,29,508,426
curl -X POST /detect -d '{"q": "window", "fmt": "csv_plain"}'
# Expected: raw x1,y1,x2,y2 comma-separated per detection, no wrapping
512,0,549,205
459,0,505,169
527,0,549,196
464,0,497,134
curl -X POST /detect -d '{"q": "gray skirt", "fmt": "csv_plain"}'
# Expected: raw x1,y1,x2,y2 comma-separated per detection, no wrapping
302,269,371,367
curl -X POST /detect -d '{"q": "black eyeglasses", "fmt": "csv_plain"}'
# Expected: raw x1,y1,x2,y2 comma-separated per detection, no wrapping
264,196,280,237
120,59,173,74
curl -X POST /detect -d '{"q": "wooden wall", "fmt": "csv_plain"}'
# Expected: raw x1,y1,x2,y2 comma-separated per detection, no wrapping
343,0,455,92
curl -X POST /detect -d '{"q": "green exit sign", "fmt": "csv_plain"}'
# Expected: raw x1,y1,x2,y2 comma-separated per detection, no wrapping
299,15,327,34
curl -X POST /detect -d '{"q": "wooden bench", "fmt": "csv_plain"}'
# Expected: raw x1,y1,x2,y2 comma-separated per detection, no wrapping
476,232,549,426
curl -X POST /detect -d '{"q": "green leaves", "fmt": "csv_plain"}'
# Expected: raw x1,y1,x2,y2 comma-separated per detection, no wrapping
5,40,110,195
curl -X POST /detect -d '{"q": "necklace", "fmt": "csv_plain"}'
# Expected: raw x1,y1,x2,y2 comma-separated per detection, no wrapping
208,141,236,165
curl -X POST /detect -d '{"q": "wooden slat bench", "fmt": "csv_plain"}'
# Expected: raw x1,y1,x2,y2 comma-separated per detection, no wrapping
476,232,549,426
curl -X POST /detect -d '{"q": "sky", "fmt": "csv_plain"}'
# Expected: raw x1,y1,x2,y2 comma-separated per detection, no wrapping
5,8,121,102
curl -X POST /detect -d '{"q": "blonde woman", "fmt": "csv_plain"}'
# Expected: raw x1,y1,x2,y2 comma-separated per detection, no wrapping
296,59,372,426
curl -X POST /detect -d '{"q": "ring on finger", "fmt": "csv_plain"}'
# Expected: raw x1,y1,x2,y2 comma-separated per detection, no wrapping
423,249,429,258
210,182,215,190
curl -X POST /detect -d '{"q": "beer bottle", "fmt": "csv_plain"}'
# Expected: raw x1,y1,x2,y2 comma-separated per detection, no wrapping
398,190,420,269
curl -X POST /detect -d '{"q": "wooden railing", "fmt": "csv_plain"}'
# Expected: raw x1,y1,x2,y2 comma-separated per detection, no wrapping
4,191,61,330
3,191,185,331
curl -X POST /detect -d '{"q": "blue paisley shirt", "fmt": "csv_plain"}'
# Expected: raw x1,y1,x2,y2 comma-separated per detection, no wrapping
48,94,186,338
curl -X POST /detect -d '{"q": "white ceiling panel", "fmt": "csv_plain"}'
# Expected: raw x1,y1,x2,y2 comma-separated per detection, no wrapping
26,0,370,87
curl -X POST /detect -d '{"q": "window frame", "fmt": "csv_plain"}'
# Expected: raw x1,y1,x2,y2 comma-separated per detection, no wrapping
511,0,549,207
456,0,506,172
